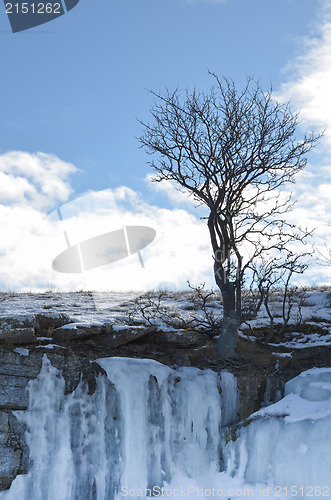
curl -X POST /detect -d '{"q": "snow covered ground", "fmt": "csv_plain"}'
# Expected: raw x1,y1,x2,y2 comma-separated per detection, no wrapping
1,287,331,347
241,290,331,349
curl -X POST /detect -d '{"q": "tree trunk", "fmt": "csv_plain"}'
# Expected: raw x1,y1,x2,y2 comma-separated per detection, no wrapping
214,261,239,358
217,312,239,358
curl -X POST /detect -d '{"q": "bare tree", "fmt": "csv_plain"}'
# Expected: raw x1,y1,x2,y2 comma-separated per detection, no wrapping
138,73,320,358
246,250,310,342
123,285,222,336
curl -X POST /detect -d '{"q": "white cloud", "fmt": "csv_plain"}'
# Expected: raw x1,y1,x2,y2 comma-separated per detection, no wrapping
277,3,331,145
0,151,77,210
0,158,214,292
0,149,330,293
278,167,331,285
0,151,78,290
145,173,206,215
43,187,214,292
268,0,331,284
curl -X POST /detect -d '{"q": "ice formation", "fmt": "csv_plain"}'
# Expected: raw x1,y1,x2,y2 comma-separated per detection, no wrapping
0,356,238,500
1,356,331,500
225,368,331,497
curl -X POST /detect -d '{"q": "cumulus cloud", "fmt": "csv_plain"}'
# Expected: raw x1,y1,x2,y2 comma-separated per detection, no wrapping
42,187,214,292
277,2,331,145
0,151,77,210
0,151,78,290
0,149,330,292
145,173,206,217
269,0,331,284
0,158,214,292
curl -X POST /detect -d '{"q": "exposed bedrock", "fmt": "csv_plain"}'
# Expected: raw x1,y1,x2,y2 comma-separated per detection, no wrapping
0,313,331,490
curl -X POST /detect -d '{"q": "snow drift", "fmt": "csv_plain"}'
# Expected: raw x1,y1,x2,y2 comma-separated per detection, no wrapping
225,368,331,498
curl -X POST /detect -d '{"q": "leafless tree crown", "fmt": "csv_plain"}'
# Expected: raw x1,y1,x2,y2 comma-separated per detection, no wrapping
139,74,320,356
139,75,319,262
139,74,319,207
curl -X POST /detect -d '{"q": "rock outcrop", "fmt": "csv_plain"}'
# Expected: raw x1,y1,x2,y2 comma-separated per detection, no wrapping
0,310,331,490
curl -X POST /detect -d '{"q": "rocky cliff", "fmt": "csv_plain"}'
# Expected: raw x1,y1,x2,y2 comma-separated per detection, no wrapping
1,309,331,491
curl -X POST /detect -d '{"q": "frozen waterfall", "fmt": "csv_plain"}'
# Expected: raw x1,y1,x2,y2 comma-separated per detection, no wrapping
0,356,238,500
2,356,331,500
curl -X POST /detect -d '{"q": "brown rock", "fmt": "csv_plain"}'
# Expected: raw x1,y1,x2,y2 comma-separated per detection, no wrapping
0,328,36,345
52,324,102,342
98,327,153,349
0,316,37,344
153,330,209,348
35,313,73,336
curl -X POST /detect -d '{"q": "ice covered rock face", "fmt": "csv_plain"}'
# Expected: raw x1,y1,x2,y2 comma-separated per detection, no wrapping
225,368,331,496
0,356,238,500
3,356,330,500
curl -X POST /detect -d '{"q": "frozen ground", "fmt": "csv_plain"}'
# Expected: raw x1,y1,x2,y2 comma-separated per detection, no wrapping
1,287,331,348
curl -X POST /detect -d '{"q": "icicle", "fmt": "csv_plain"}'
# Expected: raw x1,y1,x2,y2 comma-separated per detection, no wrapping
0,355,239,500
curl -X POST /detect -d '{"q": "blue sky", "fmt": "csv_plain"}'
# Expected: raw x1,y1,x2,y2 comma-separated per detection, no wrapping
0,0,321,195
0,0,331,291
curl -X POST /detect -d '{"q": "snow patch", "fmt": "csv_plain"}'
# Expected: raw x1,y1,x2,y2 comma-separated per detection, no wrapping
13,347,29,356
